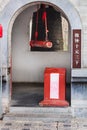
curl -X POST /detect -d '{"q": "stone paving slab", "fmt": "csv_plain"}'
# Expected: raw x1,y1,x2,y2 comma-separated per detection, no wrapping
0,119,87,130
58,118,87,130
0,121,57,130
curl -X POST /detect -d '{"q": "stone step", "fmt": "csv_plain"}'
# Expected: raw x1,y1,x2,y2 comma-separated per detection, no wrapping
3,107,72,122
3,113,72,122
9,106,72,114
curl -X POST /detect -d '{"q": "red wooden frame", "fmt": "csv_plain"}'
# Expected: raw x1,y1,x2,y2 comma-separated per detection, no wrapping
73,29,81,68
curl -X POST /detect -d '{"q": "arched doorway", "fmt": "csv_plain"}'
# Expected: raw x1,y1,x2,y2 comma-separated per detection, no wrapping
0,0,82,112
11,3,71,107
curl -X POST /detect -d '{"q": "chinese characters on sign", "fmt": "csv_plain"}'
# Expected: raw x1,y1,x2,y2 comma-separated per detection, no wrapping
73,30,81,68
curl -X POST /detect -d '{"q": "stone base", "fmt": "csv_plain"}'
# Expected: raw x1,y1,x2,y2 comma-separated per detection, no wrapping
71,69,87,107
2,98,10,113
71,100,87,107
39,99,69,107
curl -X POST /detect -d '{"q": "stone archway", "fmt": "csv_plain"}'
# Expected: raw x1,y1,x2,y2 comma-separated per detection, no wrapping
0,0,82,111
0,0,82,67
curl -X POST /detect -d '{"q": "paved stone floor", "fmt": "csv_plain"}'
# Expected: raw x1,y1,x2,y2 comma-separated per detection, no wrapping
0,107,87,130
11,83,44,107
11,83,70,107
0,118,87,130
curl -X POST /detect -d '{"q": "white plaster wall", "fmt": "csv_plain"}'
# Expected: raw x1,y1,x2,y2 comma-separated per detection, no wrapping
0,0,10,13
78,3,87,67
69,0,87,67
12,5,71,83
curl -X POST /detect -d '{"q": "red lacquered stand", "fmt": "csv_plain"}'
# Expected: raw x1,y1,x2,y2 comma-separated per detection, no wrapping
39,68,69,107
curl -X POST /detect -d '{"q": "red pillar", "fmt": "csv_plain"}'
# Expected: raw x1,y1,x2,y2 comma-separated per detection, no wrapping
39,68,69,107
0,24,3,38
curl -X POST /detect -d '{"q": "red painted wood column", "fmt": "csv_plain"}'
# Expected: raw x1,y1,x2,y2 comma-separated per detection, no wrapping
39,68,69,107
0,24,3,38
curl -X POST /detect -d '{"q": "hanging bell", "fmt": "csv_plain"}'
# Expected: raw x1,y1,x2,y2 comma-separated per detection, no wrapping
30,4,53,50
30,5,63,51
46,6,63,50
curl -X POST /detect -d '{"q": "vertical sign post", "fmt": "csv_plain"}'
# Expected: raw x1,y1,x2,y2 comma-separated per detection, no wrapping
0,24,3,118
73,30,81,68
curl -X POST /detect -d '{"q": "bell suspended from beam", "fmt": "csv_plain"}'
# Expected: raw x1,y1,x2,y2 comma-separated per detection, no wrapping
30,4,63,51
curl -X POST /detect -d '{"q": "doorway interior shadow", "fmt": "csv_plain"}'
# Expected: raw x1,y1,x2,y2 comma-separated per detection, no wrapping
11,82,71,107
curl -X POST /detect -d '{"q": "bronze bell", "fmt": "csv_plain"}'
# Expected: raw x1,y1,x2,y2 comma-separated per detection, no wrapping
30,5,63,51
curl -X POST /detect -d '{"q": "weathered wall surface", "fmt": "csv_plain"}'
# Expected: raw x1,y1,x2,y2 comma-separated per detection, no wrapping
0,0,10,13
11,5,71,83
70,0,87,67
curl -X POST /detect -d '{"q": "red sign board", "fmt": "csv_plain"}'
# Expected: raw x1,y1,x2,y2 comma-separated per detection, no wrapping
73,30,81,68
0,24,3,38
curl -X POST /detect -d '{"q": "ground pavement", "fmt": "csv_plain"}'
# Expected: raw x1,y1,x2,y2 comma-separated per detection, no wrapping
0,107,87,130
